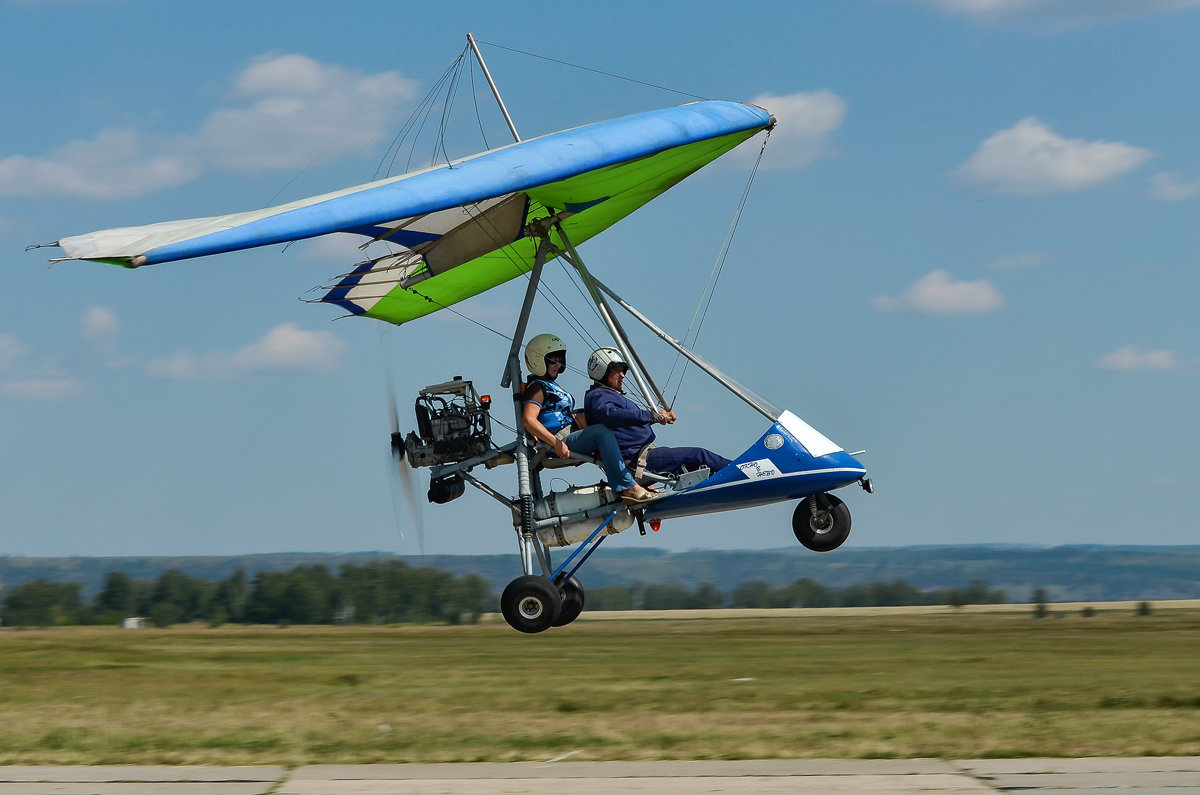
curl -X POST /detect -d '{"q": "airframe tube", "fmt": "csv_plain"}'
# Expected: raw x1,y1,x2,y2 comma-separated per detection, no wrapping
505,242,550,577
502,238,551,390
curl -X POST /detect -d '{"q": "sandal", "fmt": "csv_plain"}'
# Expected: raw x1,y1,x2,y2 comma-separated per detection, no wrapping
620,485,657,505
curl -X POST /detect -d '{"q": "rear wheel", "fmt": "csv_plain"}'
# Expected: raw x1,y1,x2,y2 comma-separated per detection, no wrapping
553,575,585,626
793,494,851,552
500,575,562,633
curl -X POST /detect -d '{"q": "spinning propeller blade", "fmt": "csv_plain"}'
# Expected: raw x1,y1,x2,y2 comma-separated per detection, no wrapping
385,360,425,556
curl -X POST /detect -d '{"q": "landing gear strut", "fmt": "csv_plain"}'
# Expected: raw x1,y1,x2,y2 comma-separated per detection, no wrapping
793,493,851,552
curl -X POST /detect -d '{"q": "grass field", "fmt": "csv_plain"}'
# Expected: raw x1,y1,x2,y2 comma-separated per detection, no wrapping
2,606,1199,765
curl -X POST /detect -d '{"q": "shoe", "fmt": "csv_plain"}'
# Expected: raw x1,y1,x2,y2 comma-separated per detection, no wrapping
620,485,657,505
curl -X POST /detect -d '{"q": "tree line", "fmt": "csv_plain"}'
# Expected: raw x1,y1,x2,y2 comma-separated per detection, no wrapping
0,561,490,627
584,577,1007,610
1,563,1007,627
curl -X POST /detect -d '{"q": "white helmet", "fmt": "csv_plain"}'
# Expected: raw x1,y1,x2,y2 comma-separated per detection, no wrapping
588,347,628,382
524,333,566,377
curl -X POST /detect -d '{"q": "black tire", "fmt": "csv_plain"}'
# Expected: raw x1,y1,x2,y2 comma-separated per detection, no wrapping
793,494,851,552
552,575,585,627
500,575,562,633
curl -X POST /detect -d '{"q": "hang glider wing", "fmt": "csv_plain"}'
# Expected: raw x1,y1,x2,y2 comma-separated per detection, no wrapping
51,100,772,326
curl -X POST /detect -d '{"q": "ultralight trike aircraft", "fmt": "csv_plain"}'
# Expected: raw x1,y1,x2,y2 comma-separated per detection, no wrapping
37,36,871,632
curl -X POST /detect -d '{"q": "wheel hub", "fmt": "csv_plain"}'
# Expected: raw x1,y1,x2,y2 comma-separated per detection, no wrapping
810,511,834,534
518,596,544,619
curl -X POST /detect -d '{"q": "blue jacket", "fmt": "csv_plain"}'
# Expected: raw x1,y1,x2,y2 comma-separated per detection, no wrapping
584,383,655,459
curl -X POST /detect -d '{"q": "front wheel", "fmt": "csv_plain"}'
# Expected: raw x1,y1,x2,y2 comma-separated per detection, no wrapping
500,575,562,633
793,494,851,552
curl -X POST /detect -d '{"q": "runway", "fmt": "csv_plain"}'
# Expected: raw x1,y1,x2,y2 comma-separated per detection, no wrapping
2,758,1199,793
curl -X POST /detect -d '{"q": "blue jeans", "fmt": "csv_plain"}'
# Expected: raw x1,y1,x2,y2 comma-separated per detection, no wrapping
564,424,636,492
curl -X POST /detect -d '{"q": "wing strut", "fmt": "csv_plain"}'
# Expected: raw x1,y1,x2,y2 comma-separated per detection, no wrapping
548,222,670,418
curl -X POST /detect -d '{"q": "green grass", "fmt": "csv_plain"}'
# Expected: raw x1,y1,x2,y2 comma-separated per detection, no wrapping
1,609,1198,764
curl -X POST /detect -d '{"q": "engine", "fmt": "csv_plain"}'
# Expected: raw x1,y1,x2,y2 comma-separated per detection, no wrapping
402,377,493,468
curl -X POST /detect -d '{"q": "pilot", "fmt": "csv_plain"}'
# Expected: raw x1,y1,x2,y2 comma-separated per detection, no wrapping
522,333,656,505
584,347,731,478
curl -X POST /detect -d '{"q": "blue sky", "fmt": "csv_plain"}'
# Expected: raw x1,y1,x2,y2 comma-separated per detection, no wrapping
2,0,1197,559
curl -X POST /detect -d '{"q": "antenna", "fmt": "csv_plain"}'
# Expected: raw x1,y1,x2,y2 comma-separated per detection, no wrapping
467,33,521,143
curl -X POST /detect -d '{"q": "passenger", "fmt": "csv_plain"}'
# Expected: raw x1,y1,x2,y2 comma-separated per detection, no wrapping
522,334,657,506
584,347,731,477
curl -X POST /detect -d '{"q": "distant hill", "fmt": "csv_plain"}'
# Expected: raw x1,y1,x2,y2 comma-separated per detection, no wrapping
2,545,1198,603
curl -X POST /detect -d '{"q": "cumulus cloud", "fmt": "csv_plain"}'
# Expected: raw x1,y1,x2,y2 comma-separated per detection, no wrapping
81,306,119,337
145,351,204,381
193,54,418,173
0,128,196,199
1097,345,1177,371
2,308,130,399
226,322,346,373
147,323,347,380
0,54,418,198
954,118,1152,195
746,90,846,169
905,0,1200,29
873,270,1004,315
1148,171,1200,201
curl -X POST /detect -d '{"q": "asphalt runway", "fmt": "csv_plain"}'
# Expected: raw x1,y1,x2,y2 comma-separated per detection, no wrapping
2,758,1199,794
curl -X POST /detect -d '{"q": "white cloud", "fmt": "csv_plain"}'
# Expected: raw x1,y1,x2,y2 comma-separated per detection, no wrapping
147,323,346,380
145,351,204,381
1149,171,1200,201
226,322,346,373
747,91,846,169
0,128,196,199
192,54,418,173
1097,345,1177,371
294,232,370,268
986,251,1050,270
81,306,119,337
906,0,1200,28
954,118,1152,195
0,377,86,400
0,334,26,373
873,270,1004,315
0,54,418,198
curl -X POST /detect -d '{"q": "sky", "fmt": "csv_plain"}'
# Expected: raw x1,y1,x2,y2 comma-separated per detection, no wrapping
2,0,1198,560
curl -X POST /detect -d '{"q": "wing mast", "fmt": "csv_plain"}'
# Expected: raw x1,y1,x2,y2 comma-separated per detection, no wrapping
467,33,521,144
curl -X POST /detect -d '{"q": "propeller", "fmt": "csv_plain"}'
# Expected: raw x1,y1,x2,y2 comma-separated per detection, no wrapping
385,359,425,556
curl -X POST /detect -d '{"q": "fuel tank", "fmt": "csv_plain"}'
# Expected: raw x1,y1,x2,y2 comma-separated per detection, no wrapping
534,484,634,547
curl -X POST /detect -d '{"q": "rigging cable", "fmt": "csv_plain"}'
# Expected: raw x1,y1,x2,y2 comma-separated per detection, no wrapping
475,39,708,101
664,128,771,405
375,48,470,181
466,54,492,152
